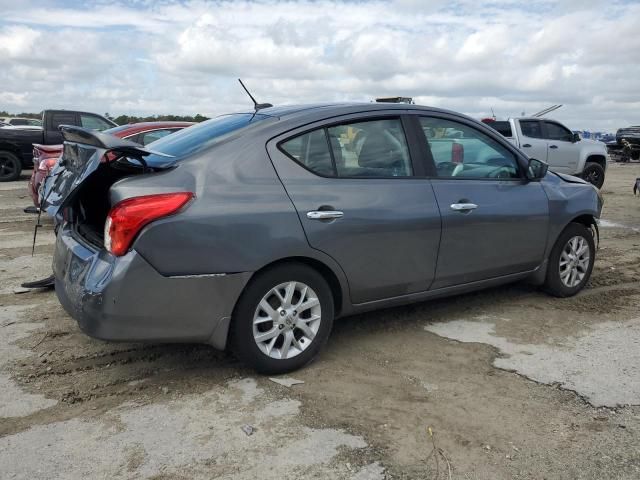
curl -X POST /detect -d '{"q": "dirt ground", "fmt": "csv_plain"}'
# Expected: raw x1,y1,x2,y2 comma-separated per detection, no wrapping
1,164,639,479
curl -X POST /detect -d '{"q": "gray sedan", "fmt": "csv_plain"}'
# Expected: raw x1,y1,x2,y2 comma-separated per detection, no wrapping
47,103,602,373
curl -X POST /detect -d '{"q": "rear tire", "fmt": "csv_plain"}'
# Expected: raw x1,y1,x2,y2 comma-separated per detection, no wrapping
543,222,595,297
0,151,22,182
582,162,605,189
230,263,334,374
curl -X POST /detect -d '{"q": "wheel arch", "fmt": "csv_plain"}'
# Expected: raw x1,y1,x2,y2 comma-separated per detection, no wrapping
215,255,348,353
569,214,599,249
244,256,346,318
585,154,606,170
532,214,599,286
0,142,26,160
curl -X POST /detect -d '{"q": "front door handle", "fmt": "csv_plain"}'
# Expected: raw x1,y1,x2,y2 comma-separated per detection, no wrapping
450,203,478,212
307,210,344,220
522,143,532,148
549,145,558,149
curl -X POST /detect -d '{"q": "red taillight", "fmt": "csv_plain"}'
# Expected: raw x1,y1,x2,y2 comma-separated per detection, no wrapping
104,192,194,256
38,156,59,172
452,142,464,164
102,152,117,163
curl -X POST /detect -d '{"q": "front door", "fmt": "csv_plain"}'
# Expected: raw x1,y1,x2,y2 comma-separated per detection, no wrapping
543,120,578,174
268,114,441,304
517,119,549,163
416,115,549,289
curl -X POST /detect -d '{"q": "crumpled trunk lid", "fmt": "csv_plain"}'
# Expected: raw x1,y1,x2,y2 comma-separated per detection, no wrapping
41,125,174,217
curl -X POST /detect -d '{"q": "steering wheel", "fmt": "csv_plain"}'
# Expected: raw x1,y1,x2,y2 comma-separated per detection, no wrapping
489,166,514,179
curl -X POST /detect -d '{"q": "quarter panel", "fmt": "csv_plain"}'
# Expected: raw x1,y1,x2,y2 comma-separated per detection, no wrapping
116,136,314,276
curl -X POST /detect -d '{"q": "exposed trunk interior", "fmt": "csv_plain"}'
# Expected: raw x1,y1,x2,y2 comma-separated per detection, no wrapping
69,161,145,248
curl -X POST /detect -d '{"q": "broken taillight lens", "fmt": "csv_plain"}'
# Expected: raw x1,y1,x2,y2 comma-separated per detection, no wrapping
38,156,59,172
104,192,194,256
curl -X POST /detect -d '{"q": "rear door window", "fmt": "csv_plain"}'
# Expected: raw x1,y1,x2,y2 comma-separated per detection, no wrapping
50,113,76,129
279,118,413,178
328,118,412,177
486,121,512,137
280,129,334,176
520,120,544,139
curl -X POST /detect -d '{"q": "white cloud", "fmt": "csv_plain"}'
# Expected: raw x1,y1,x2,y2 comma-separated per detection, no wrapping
0,0,637,131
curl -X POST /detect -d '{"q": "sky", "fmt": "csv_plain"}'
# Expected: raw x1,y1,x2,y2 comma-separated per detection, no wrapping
1,0,638,132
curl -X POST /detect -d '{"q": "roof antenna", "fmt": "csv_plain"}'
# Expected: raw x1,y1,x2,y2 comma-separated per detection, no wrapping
238,79,272,111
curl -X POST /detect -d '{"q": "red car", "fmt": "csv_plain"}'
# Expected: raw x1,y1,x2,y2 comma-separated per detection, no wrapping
29,121,194,207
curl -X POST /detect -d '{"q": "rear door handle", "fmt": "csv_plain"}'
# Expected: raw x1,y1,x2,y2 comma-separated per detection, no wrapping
549,145,558,149
450,203,478,212
307,210,344,220
522,144,532,148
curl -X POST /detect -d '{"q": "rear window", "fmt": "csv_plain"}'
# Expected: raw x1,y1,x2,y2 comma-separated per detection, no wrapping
487,121,512,137
51,113,76,129
145,114,269,161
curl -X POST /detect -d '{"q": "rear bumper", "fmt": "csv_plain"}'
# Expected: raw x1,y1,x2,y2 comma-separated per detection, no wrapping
53,224,251,349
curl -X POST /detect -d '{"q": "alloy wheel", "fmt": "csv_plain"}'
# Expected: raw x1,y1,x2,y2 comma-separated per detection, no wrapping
559,235,591,288
252,281,322,360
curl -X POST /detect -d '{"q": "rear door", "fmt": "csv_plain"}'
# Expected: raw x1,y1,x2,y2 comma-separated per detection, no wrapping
415,114,549,289
517,119,548,162
543,120,578,173
267,113,441,304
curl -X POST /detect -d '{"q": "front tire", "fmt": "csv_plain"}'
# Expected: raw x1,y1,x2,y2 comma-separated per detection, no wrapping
582,161,605,189
0,151,22,182
543,223,595,297
230,263,334,374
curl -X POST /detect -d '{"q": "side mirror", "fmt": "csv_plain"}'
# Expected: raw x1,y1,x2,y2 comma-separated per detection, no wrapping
573,132,581,142
526,158,548,180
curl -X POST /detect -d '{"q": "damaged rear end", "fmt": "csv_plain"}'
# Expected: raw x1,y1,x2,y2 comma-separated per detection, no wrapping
49,126,245,345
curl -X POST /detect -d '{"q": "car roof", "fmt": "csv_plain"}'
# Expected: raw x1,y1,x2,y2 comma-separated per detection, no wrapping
233,102,467,122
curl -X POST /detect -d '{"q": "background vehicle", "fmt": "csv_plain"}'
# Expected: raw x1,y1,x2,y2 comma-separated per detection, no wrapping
0,117,43,127
0,109,116,181
485,118,609,188
606,125,640,162
47,103,602,374
29,121,194,207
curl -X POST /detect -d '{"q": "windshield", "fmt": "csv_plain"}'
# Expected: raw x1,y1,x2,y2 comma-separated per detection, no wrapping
144,113,269,162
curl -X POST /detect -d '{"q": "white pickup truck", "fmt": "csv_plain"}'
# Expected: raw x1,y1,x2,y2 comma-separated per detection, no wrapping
486,118,608,188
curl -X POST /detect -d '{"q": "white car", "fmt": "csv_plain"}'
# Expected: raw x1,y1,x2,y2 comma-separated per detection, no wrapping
487,118,608,188
0,117,42,127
